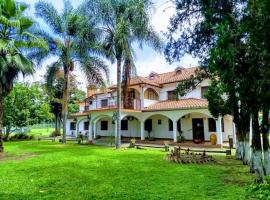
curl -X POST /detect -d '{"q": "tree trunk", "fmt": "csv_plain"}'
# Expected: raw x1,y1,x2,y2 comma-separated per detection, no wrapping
115,57,122,149
234,107,250,164
55,114,58,134
62,67,70,144
0,92,4,152
250,110,264,182
262,110,270,175
235,133,250,164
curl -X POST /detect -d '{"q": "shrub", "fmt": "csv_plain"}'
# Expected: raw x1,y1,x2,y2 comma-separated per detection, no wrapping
107,134,115,147
129,138,136,148
246,177,270,200
49,131,61,137
9,133,35,141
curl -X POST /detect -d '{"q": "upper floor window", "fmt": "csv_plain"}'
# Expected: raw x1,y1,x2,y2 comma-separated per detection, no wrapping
201,86,209,98
167,91,178,100
101,99,108,108
144,88,159,100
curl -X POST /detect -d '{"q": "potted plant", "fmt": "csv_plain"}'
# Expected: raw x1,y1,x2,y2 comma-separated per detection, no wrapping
193,131,203,144
177,130,185,143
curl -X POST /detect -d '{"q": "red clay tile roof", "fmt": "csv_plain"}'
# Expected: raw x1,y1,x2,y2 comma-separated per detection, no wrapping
150,67,197,84
92,67,198,96
143,98,208,111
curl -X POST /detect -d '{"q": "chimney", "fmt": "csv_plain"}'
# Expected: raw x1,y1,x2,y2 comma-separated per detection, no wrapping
87,85,97,97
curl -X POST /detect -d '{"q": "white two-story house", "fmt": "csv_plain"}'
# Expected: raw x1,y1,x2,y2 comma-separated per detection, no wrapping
66,67,234,146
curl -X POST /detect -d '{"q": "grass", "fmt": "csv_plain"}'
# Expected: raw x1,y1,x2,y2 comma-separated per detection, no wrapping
0,141,254,200
28,128,55,137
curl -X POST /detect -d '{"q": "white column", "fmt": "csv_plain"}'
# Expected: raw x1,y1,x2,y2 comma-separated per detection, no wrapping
249,115,252,146
140,120,145,140
233,122,236,146
114,121,117,139
216,115,223,146
140,86,144,109
93,122,96,139
203,118,208,141
173,120,177,142
88,120,93,142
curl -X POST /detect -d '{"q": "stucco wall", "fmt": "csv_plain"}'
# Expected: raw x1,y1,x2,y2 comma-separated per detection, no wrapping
67,107,233,142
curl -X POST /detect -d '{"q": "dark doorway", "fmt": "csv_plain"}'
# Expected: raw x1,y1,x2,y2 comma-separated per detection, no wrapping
192,118,204,142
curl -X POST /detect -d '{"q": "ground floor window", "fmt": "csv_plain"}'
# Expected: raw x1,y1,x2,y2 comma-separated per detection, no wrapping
70,122,76,130
208,118,216,132
177,120,181,133
100,121,108,130
84,121,89,130
121,120,128,130
168,119,173,131
144,119,152,132
208,118,225,132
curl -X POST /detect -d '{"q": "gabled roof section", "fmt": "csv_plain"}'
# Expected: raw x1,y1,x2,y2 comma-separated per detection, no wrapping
150,67,197,85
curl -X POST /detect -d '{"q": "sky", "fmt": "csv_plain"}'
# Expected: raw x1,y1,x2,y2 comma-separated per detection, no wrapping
20,0,199,89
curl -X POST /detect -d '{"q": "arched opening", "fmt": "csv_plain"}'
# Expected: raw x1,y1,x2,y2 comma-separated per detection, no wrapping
120,115,140,138
144,88,159,100
94,116,115,138
177,112,217,142
144,114,173,140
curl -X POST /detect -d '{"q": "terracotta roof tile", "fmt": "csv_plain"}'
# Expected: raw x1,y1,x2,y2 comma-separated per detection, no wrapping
143,98,208,111
150,67,197,84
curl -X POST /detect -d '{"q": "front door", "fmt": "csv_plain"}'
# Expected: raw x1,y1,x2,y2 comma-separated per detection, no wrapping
192,118,204,141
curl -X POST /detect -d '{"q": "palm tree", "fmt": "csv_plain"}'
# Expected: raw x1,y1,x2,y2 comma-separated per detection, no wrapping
33,1,109,143
0,0,47,152
83,0,163,148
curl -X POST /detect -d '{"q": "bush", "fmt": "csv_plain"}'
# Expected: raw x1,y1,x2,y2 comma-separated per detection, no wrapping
246,177,270,200
9,133,35,141
49,131,61,137
107,134,115,147
129,138,136,148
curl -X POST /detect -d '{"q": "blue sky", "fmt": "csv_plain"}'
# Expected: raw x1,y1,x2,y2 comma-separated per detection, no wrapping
21,0,198,87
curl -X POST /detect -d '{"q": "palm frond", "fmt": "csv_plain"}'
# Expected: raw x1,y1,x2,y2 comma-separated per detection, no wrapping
35,1,63,35
44,61,62,94
79,56,109,86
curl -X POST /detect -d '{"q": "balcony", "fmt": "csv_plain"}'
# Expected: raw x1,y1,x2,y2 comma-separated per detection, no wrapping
84,96,141,111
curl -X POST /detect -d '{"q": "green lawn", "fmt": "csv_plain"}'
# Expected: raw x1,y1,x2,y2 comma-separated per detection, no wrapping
0,141,253,200
28,128,55,137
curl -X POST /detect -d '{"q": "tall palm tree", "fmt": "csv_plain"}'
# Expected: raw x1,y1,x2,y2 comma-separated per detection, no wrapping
33,0,109,143
83,0,163,148
0,0,47,152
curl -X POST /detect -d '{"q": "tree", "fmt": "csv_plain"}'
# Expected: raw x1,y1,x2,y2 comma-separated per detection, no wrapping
245,0,270,178
45,69,86,135
0,0,47,151
33,0,109,143
83,0,163,148
166,0,270,181
3,82,53,138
